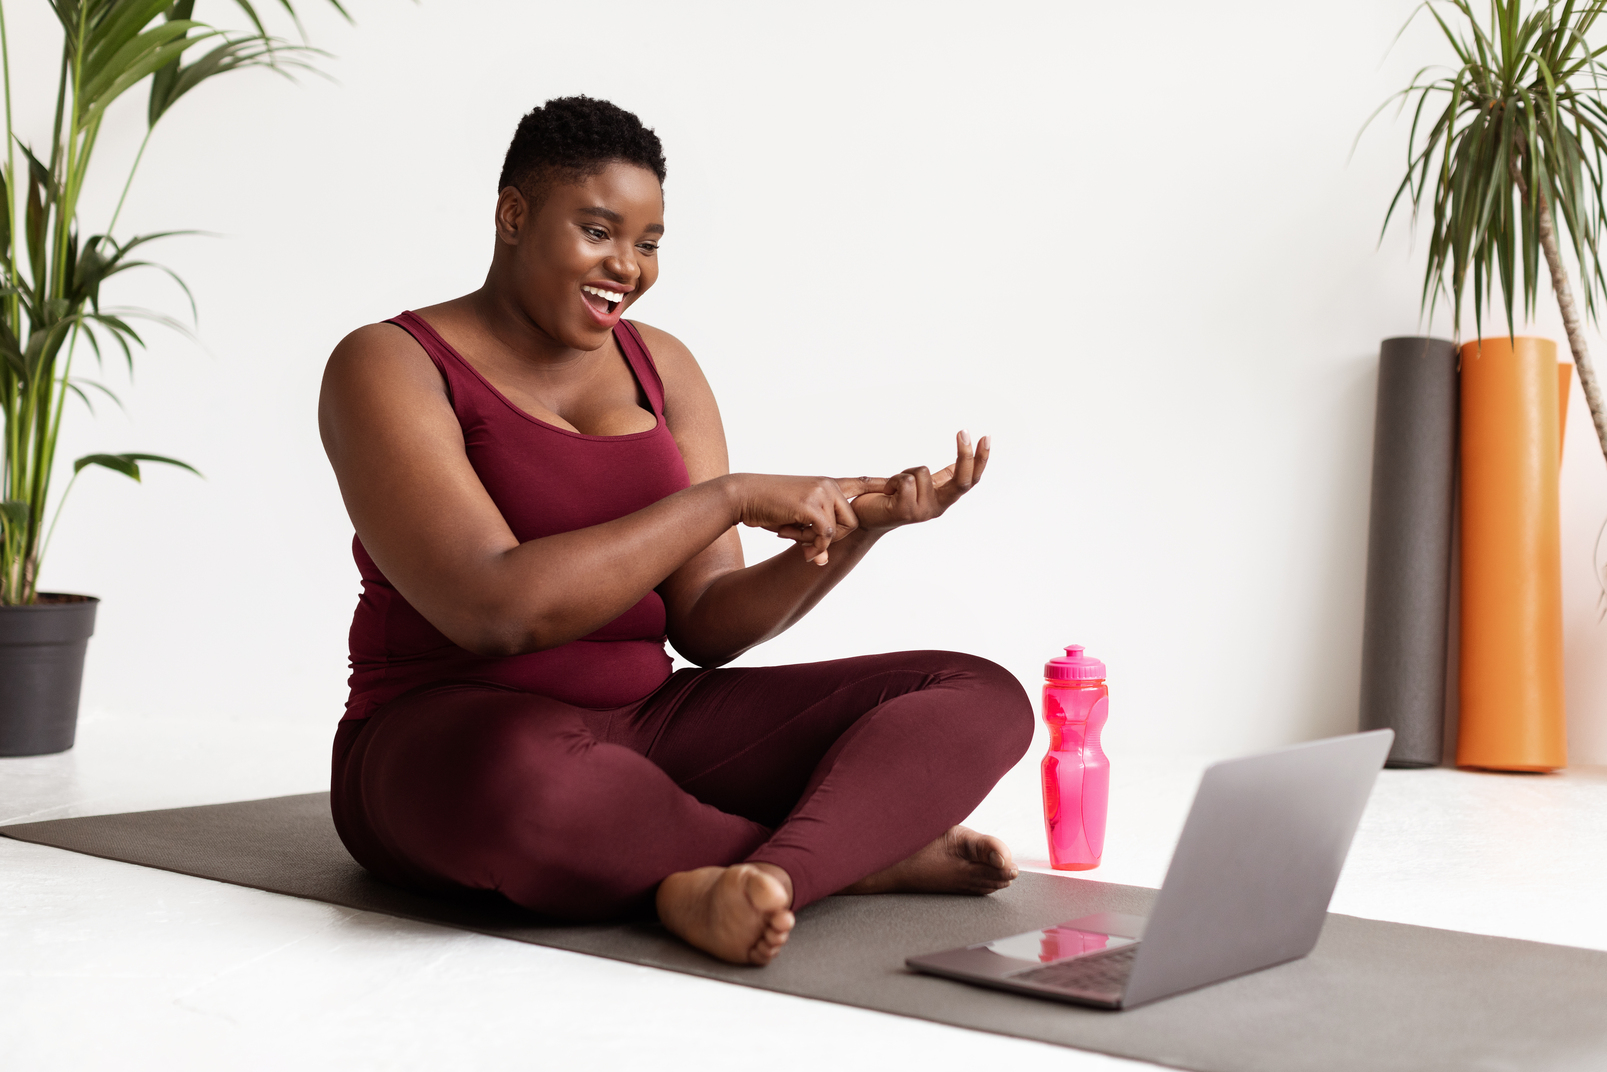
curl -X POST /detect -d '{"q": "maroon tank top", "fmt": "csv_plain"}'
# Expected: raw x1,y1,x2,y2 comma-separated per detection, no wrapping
342,311,691,720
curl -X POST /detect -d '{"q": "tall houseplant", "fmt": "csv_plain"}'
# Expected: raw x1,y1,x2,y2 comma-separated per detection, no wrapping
1379,0,1607,463
0,1,351,754
0,0,348,605
1372,0,1605,771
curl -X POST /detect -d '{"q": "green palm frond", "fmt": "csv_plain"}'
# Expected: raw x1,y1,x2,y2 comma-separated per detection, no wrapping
0,0,364,603
146,1,329,128
148,34,323,125
70,231,202,318
61,375,124,414
1376,0,1607,340
73,450,199,481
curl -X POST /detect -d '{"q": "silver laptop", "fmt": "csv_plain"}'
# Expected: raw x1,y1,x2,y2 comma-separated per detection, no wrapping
907,729,1393,1009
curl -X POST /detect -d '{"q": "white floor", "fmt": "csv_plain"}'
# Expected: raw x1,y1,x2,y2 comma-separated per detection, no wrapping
3,711,1605,1072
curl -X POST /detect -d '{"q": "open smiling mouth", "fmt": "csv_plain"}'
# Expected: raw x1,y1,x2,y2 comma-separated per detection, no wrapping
582,284,625,316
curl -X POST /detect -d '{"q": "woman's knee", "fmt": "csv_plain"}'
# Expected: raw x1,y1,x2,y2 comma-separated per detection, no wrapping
392,712,721,919
430,712,623,856
356,694,597,863
928,650,1036,765
399,728,655,917
346,687,756,922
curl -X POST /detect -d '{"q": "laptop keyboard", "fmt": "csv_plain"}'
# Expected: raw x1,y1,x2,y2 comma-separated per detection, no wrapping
1009,944,1138,1000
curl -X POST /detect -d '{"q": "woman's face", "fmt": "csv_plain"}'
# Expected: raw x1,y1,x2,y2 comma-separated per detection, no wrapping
497,161,664,352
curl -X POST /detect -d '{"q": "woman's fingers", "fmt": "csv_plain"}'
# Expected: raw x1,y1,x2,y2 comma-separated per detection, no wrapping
737,443,987,553
932,431,983,500
734,475,868,561
835,476,889,498
905,465,937,511
772,524,829,564
889,472,919,518
798,480,863,565
951,429,976,490
972,434,991,483
832,485,860,535
881,432,992,531
863,469,928,528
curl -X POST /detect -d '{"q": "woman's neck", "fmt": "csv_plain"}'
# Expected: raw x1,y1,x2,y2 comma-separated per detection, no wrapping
462,282,594,373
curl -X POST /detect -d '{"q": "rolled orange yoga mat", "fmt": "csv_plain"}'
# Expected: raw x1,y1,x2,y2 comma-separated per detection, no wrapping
1457,337,1570,771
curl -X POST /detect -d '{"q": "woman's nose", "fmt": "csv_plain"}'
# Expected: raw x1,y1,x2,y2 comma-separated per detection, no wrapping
603,250,638,284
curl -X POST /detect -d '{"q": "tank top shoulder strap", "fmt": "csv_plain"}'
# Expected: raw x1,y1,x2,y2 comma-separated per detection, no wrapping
614,319,668,417
385,310,668,419
384,310,477,406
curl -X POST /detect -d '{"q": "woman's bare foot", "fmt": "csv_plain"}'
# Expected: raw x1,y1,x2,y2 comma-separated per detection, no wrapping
656,863,796,966
842,826,1019,896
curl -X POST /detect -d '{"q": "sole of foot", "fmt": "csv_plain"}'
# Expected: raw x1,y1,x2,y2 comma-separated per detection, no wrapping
843,826,1019,896
657,863,796,966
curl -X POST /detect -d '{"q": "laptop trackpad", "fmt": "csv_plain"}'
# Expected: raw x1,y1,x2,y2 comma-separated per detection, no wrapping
982,912,1145,964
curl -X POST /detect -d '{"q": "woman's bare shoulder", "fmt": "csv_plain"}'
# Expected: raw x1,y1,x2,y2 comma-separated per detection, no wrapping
326,320,431,375
627,321,726,475
319,319,455,459
628,320,714,400
629,319,695,367
322,320,446,405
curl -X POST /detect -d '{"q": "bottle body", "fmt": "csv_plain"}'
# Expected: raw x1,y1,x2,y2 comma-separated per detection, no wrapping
1041,677,1109,871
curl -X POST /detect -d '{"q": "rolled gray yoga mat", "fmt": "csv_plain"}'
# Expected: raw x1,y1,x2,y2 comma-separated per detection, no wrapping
5,794,1606,1072
1360,336,1459,767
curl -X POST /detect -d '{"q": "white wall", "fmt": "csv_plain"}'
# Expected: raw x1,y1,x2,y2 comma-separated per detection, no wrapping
14,0,1607,764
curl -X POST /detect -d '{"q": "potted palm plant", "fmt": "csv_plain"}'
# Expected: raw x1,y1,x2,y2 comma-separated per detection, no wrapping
1374,0,1607,770
0,0,351,756
1381,0,1607,447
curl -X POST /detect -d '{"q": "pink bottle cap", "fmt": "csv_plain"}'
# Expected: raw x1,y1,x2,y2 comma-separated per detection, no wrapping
1045,645,1106,681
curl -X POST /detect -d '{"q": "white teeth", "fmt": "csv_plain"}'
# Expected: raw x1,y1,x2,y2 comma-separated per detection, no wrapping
583,285,625,303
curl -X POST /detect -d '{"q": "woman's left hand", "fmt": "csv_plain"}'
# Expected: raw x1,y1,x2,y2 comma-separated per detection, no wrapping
820,430,991,539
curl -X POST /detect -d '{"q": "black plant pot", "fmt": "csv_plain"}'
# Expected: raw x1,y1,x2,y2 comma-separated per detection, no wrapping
0,593,98,756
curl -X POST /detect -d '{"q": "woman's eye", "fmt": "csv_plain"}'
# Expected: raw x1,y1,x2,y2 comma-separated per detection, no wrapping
583,226,607,240
637,242,659,255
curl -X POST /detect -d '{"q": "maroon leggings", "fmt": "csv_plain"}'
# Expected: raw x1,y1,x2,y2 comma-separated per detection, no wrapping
331,650,1032,920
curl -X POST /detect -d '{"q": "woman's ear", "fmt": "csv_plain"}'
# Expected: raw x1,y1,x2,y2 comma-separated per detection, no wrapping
494,186,527,244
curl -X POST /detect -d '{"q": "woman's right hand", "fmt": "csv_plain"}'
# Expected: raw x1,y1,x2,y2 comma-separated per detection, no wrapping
723,473,887,566
847,430,990,536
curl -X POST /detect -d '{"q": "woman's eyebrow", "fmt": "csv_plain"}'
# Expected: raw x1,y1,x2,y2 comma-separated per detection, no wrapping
579,205,664,233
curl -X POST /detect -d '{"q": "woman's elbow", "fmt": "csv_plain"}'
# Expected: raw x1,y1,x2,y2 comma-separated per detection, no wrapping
666,630,745,670
439,606,559,658
458,631,529,658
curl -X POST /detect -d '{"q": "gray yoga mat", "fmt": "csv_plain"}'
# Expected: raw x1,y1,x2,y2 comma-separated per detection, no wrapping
1360,336,1459,767
6,794,1606,1072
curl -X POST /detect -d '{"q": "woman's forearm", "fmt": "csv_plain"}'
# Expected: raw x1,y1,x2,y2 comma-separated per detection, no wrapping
453,477,743,655
448,470,864,657
667,527,884,666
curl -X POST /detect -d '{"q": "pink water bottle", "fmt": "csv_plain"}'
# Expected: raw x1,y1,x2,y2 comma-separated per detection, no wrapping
1041,645,1109,871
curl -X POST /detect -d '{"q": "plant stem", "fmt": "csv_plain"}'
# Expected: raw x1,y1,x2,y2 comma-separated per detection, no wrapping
0,0,16,602
35,465,78,572
21,7,91,601
53,5,85,299
105,127,152,240
31,323,77,603
47,38,64,188
1505,149,1607,464
1535,182,1607,466
0,0,18,331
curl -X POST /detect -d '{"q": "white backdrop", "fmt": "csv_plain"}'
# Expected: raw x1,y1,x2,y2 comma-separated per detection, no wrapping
12,0,1607,764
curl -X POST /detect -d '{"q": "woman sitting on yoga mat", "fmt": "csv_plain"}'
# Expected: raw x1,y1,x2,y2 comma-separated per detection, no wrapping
317,96,1034,966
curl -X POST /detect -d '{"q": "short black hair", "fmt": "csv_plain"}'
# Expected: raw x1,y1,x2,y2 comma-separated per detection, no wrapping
497,96,666,208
